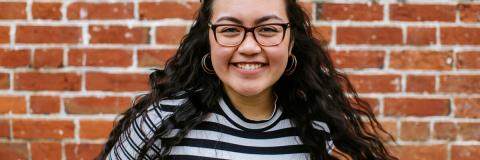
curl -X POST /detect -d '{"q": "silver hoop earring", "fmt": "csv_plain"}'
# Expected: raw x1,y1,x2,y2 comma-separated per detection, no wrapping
284,54,297,76
201,53,215,74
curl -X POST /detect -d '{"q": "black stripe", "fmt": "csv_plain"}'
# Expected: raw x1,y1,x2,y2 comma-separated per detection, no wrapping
165,155,227,160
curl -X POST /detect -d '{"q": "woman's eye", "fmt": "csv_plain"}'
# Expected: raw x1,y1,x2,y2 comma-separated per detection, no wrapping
220,27,240,33
259,27,279,32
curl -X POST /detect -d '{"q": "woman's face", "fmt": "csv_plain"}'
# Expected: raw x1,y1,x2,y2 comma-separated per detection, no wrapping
209,0,292,97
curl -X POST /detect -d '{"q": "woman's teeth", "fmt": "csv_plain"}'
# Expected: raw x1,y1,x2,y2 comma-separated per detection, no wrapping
235,63,263,70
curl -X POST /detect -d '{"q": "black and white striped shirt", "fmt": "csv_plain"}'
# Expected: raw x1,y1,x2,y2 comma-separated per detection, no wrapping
106,96,335,160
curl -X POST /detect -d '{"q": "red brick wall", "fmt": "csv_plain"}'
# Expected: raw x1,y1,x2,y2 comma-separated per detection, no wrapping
0,0,479,159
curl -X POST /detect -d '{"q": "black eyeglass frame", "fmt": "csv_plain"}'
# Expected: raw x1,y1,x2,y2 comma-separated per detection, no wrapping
208,23,291,47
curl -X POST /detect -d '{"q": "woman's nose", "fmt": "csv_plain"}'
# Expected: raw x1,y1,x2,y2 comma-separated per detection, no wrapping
237,32,261,55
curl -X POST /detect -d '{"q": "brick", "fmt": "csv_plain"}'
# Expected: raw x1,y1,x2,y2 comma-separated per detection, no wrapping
80,120,114,139
31,142,61,160
330,50,384,69
0,120,9,137
0,2,26,19
350,98,379,115
138,49,176,67
90,25,149,44
0,27,9,43
434,122,457,140
407,27,436,45
16,26,81,44
0,49,30,68
455,98,480,118
30,96,60,114
441,27,480,45
0,143,28,160
33,49,63,68
0,96,26,114
65,143,103,160
390,51,453,70
384,98,450,117
347,75,401,93
0,73,9,89
67,2,133,20
439,75,480,93
139,2,199,20
32,2,62,20
68,49,132,67
406,75,436,93
459,4,480,23
458,122,480,140
457,52,480,69
156,26,187,44
452,145,480,160
400,121,429,141
14,72,81,91
337,27,402,45
313,26,331,44
390,4,455,22
318,3,383,21
389,144,447,160
64,96,131,114
363,119,397,141
86,72,149,92
12,119,74,139
378,120,397,141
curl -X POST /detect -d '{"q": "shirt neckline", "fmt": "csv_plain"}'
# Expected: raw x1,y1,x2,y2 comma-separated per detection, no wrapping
218,93,283,131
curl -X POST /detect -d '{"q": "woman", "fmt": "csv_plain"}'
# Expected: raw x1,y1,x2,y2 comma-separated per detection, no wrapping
98,0,398,159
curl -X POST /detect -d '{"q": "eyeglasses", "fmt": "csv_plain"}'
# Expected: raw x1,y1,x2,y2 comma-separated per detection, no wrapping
209,23,290,47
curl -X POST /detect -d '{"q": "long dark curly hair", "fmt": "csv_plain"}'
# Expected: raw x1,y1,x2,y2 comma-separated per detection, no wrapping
97,0,398,159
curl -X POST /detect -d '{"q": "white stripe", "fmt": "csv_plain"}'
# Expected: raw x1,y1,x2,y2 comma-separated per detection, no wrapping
265,119,294,132
163,129,303,147
158,98,187,106
312,120,331,133
169,146,311,160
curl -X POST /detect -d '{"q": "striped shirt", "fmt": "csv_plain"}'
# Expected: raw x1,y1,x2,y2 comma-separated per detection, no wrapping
106,96,335,160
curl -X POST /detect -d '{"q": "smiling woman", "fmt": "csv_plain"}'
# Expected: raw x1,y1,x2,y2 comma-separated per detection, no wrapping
97,0,398,160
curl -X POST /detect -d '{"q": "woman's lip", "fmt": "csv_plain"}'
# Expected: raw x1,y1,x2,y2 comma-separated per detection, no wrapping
230,62,267,64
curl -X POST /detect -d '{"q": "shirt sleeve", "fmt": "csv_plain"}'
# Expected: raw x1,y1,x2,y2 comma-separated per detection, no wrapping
312,120,335,155
106,104,172,160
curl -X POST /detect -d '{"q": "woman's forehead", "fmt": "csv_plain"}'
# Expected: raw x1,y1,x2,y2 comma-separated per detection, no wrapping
211,0,288,25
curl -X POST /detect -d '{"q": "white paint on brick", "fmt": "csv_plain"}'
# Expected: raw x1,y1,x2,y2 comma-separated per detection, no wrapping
132,47,138,67
74,118,80,142
330,24,336,48
26,0,32,21
82,23,90,45
25,94,31,115
379,96,385,117
400,73,407,92
9,24,16,47
384,1,390,22
26,141,32,160
149,25,156,45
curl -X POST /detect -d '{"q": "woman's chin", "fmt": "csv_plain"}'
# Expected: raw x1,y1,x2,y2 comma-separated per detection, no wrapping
231,86,270,97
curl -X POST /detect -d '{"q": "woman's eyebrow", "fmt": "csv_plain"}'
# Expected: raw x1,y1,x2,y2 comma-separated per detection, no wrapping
254,15,284,24
214,15,285,24
215,17,243,24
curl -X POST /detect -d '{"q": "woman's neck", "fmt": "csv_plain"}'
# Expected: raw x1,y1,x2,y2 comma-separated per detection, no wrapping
224,87,275,121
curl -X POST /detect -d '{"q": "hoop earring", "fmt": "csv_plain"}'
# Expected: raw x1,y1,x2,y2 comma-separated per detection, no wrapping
284,54,297,76
201,53,215,74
